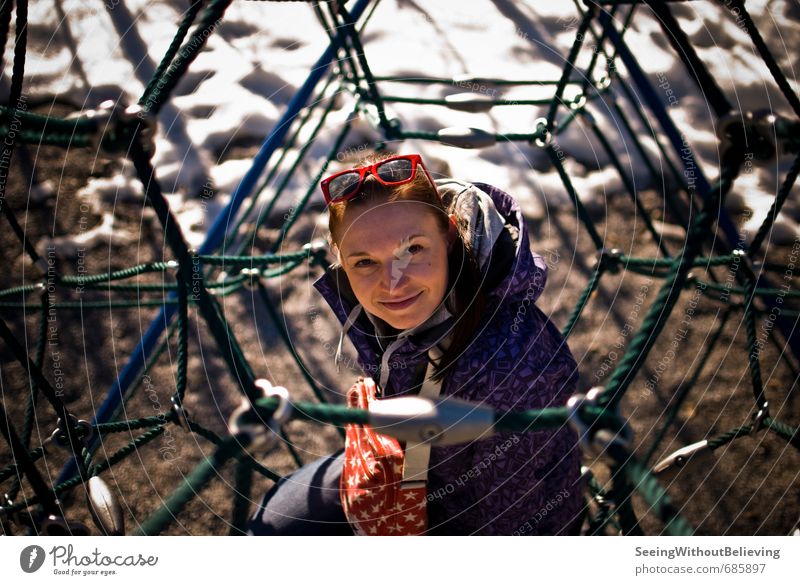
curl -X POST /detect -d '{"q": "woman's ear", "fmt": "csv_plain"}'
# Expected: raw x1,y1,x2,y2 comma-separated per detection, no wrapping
326,234,341,264
447,213,458,251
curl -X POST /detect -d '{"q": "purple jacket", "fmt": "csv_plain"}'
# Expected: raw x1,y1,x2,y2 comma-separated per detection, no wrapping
313,179,583,535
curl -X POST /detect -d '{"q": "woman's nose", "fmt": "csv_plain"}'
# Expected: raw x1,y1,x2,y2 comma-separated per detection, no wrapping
380,257,408,292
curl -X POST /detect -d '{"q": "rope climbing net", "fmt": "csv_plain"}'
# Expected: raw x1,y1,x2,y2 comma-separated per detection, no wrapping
0,0,798,536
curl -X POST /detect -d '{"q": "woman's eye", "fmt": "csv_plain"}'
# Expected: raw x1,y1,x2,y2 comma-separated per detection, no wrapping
407,244,423,254
354,259,374,268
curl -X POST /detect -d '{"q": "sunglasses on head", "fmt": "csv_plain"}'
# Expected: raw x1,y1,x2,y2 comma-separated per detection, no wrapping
320,153,437,205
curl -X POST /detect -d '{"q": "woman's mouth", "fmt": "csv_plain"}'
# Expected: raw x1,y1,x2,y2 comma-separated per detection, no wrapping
379,291,423,310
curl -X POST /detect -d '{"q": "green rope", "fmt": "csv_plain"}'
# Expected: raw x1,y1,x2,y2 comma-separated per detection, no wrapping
140,0,233,115
0,446,45,483
765,417,800,449
600,150,744,409
229,455,253,535
624,456,694,535
642,306,734,467
256,279,345,439
546,144,605,249
586,474,622,535
747,153,800,256
694,279,800,299
130,142,257,398
224,73,342,256
140,1,205,110
742,271,767,409
576,0,615,98
186,419,282,482
134,434,244,535
334,2,394,138
7,291,50,502
587,114,672,258
546,6,594,130
561,263,606,339
0,107,94,133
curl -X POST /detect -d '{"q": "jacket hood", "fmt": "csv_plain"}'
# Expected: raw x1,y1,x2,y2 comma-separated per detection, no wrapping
312,178,548,388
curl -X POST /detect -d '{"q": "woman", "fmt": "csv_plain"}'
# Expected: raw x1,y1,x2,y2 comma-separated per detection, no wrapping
248,152,584,535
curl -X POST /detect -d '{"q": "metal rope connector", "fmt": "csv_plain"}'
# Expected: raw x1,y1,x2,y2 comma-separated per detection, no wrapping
532,117,552,148
1,493,25,533
70,99,157,160
595,248,623,274
228,379,292,452
303,239,329,268
366,395,495,446
566,386,633,459
750,401,770,435
86,475,125,536
731,248,758,282
444,93,496,113
717,110,800,163
170,396,192,433
239,267,263,290
651,440,711,475
595,74,612,91
437,127,497,149
41,513,91,536
48,415,93,450
581,466,618,525
569,93,587,111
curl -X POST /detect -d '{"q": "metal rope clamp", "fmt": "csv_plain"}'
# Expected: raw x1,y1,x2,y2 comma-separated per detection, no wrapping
444,93,496,113
239,267,263,290
1,493,25,533
367,395,495,446
532,117,553,148
170,396,192,433
717,110,798,163
595,248,623,275
69,99,157,160
437,127,497,149
228,379,292,453
595,74,612,91
48,415,93,450
86,475,125,536
731,248,758,282
303,239,329,268
40,513,91,536
651,440,711,476
569,93,587,111
750,401,770,435
582,466,617,514
566,387,632,460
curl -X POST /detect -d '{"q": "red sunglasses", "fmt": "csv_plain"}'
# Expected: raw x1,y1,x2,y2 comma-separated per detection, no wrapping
320,154,437,205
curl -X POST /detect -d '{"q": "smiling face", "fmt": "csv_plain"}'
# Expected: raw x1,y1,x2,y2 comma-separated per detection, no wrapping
334,200,456,331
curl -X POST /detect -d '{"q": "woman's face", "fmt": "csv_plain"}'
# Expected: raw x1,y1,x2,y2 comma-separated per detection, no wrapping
334,200,456,331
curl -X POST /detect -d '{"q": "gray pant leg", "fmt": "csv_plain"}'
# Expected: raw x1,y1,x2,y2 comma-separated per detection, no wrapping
247,448,353,535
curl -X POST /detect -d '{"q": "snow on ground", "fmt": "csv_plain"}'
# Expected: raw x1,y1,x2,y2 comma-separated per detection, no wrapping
16,0,800,251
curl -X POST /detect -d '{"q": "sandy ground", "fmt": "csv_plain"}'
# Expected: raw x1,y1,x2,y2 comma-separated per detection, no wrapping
1,126,798,536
